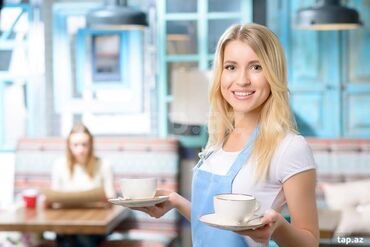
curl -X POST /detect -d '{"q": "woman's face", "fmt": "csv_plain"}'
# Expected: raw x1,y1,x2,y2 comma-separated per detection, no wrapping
220,40,271,117
69,133,91,164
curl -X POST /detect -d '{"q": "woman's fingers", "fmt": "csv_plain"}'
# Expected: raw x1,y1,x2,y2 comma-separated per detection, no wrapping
131,206,164,218
261,209,278,225
236,224,271,242
130,206,150,214
235,209,281,243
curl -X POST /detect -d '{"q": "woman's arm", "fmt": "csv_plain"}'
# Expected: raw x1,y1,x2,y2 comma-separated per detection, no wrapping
237,170,319,246
170,191,191,220
272,169,319,246
133,190,192,221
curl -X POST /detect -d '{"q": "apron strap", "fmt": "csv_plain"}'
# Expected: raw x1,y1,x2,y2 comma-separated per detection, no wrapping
226,126,259,177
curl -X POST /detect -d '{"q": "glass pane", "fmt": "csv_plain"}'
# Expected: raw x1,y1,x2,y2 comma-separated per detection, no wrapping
208,59,214,70
166,0,197,13
208,19,239,53
208,0,241,12
0,7,30,36
167,61,198,95
0,50,12,70
167,62,209,136
2,82,27,147
167,21,197,55
92,34,121,81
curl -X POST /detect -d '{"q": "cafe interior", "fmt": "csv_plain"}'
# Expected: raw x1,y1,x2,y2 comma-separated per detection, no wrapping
0,0,369,246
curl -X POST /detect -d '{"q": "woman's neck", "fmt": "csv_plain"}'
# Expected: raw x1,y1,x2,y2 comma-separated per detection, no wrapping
233,111,259,136
75,157,87,166
222,113,259,152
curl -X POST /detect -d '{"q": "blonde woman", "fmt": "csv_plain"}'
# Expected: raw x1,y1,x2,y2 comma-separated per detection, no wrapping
51,123,115,199
51,123,116,247
134,23,319,247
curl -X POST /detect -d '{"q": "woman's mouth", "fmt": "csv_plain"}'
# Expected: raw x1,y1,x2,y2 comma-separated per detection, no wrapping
232,91,255,99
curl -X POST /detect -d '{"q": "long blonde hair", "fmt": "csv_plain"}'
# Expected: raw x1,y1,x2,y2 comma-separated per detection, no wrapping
206,23,297,181
66,123,99,179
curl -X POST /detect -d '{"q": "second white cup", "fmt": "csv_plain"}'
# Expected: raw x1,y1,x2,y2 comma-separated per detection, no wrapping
120,178,157,199
214,194,260,224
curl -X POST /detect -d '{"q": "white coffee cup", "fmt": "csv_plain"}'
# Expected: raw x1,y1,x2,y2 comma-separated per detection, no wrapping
214,194,260,224
120,178,157,199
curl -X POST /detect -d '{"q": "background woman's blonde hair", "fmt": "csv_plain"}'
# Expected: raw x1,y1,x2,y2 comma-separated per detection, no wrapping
66,123,99,179
206,23,297,181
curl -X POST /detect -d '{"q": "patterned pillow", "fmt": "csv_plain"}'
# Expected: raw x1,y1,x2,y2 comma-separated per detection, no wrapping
335,207,370,236
322,179,370,210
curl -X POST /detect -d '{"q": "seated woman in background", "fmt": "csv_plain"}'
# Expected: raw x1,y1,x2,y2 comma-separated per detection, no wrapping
49,123,116,247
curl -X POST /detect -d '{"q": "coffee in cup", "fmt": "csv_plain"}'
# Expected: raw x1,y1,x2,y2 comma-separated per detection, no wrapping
214,194,260,224
120,178,157,199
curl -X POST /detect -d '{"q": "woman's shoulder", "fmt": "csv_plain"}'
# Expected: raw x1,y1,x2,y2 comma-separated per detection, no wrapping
275,132,314,161
51,157,68,174
271,132,316,182
96,158,112,170
280,132,310,150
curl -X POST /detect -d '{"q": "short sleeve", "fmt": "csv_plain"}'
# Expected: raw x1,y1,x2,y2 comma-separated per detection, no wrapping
101,160,116,198
277,135,316,183
51,158,65,190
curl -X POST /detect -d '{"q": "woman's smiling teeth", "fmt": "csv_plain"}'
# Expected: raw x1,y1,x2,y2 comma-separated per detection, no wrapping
233,91,255,97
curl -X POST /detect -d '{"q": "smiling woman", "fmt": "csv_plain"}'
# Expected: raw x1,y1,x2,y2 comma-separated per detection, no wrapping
129,23,319,247
220,40,271,119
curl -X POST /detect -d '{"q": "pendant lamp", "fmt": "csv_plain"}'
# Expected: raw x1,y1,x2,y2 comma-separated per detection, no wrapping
86,0,148,30
295,0,361,30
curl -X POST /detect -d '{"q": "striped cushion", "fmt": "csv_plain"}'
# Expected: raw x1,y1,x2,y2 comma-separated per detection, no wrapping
306,138,370,209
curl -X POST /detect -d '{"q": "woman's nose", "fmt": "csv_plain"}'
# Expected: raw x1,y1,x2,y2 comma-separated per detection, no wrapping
236,71,251,86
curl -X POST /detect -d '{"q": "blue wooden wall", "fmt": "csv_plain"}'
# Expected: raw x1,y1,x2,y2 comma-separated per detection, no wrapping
267,0,370,138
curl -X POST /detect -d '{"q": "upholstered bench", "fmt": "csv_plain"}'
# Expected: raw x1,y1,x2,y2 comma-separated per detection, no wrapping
306,138,370,242
14,137,180,247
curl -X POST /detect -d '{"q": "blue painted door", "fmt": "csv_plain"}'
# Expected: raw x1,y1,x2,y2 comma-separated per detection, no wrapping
267,0,370,138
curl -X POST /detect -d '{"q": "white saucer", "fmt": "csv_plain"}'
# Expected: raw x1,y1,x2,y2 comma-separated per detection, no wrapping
199,213,264,231
108,196,169,207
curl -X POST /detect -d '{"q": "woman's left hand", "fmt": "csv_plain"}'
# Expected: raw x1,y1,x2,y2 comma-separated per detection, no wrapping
235,209,282,244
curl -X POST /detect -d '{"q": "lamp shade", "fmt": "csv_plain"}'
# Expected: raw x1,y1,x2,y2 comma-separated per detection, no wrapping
86,0,148,29
295,0,361,30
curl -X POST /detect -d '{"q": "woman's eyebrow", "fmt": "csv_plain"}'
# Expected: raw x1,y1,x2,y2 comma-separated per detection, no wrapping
223,60,260,65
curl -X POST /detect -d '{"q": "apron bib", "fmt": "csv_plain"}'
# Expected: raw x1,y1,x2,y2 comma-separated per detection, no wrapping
191,128,258,247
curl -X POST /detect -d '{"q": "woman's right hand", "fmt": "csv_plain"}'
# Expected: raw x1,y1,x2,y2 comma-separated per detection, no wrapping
132,189,178,218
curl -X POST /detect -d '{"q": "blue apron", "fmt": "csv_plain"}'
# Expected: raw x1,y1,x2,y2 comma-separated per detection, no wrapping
191,128,258,247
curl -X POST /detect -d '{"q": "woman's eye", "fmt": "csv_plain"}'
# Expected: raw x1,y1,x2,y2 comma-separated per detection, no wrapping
224,65,235,71
251,64,262,71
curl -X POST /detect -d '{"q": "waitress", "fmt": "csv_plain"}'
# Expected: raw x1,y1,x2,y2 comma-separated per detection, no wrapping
133,23,319,247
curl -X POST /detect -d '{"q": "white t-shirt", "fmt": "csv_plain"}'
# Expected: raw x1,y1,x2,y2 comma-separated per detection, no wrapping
200,133,316,246
51,158,116,199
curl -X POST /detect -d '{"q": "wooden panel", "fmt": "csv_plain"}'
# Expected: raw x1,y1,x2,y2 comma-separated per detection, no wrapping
347,0,370,84
290,93,327,136
342,0,370,137
268,0,342,137
343,93,370,136
289,0,323,87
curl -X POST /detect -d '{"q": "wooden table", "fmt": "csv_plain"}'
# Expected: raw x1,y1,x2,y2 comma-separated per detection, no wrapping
0,206,129,234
